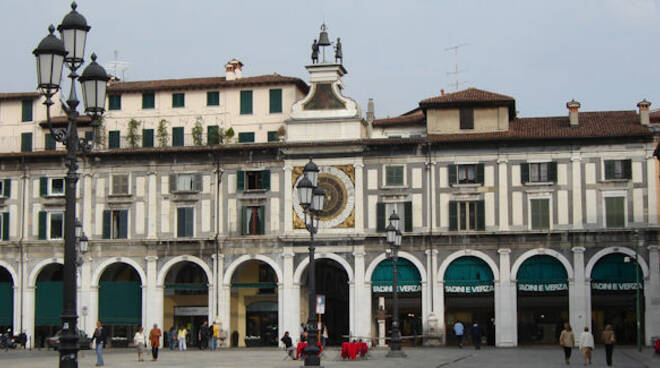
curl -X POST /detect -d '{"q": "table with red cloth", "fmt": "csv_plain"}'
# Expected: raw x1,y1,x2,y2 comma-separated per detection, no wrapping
295,341,323,360
341,341,368,360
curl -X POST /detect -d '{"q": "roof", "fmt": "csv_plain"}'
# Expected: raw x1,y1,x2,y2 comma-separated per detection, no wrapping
107,74,309,94
651,109,660,123
373,109,425,127
419,87,516,118
427,110,651,143
0,92,39,101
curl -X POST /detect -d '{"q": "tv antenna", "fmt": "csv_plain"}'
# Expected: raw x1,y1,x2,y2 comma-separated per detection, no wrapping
104,50,130,81
445,43,469,91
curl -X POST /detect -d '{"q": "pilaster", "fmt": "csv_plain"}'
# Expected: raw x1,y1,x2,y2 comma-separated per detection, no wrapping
284,165,293,232
353,162,364,232
569,247,588,339
495,248,516,347
645,245,659,345
352,247,367,340
281,247,297,345
497,158,509,230
571,156,583,228
145,256,159,334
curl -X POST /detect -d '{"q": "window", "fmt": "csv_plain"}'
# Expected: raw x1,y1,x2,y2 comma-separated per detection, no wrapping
605,196,625,228
207,125,220,145
39,177,64,197
38,211,64,240
172,93,185,108
108,95,121,110
170,173,202,192
111,175,129,195
385,166,404,186
459,107,474,129
376,202,413,232
177,174,194,192
449,200,485,231
142,129,154,148
241,206,264,235
238,132,255,143
267,131,278,142
177,207,194,237
604,159,631,180
172,127,184,146
0,212,9,240
142,92,155,109
448,164,484,185
21,99,33,121
0,179,10,198
21,133,32,152
45,134,56,150
236,170,271,191
240,90,253,114
522,162,557,183
102,209,128,239
207,91,220,106
108,130,120,149
530,198,550,230
269,88,282,113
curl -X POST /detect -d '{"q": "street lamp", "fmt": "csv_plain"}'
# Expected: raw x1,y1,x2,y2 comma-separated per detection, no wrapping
33,3,108,367
296,158,325,366
385,211,406,358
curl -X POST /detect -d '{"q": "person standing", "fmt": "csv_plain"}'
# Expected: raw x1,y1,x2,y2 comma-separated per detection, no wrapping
281,331,295,360
601,324,616,367
559,323,575,365
168,326,176,350
133,326,147,362
210,321,218,351
177,326,187,351
454,320,465,348
578,327,594,365
90,321,106,367
471,322,482,350
149,324,162,362
199,321,209,350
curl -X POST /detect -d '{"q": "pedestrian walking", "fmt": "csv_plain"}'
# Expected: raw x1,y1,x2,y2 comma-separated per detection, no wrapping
210,321,218,351
177,326,188,351
168,326,176,350
471,322,482,350
281,331,295,360
578,327,594,365
90,321,106,367
600,324,616,367
559,323,575,365
454,320,465,348
133,326,147,362
199,321,209,350
149,324,162,361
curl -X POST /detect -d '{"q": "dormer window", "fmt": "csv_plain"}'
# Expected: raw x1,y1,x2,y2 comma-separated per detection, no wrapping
459,107,474,129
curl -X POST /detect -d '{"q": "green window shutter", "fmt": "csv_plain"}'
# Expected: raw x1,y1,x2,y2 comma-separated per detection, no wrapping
193,174,203,192
605,197,625,228
476,200,485,230
238,132,255,143
172,93,185,108
21,133,32,152
21,99,33,121
623,159,632,179
142,92,155,109
604,160,614,180
172,127,184,146
459,107,474,129
207,125,220,145
38,211,47,240
169,174,176,192
448,165,457,185
531,199,550,230
117,210,128,239
177,207,185,237
142,129,154,148
240,207,247,235
269,88,282,113
404,201,412,232
3,179,10,198
376,202,386,232
102,210,111,239
237,170,245,191
262,170,271,190
449,201,458,231
548,162,557,182
2,212,9,240
185,207,194,237
39,177,48,196
521,163,529,183
240,90,253,114
476,163,485,185
108,130,120,149
386,166,404,186
267,131,278,142
207,91,220,106
108,95,121,110
258,206,265,235
45,134,56,150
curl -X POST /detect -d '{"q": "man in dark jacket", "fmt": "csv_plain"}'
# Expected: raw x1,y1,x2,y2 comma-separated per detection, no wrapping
90,321,106,366
471,322,482,350
281,331,295,359
199,321,209,350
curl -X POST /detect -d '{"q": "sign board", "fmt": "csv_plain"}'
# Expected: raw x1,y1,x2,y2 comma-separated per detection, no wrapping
372,284,422,293
174,306,208,316
316,295,325,315
591,282,642,291
444,285,494,294
517,283,568,292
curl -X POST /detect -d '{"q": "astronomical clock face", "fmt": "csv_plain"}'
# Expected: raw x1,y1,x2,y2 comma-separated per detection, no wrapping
293,165,355,229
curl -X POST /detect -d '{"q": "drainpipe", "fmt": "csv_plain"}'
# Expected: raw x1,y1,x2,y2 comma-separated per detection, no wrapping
425,142,433,323
214,151,223,319
18,156,27,335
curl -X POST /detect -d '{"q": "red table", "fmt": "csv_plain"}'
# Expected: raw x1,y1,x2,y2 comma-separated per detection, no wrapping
296,342,323,360
341,341,368,360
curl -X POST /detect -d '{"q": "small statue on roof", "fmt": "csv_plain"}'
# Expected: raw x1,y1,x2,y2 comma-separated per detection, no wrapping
311,39,319,64
334,37,343,64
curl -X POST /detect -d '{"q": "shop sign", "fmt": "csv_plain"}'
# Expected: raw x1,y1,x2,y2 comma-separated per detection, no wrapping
174,306,208,316
517,283,567,292
372,284,421,293
591,282,642,291
444,285,494,294
316,295,326,314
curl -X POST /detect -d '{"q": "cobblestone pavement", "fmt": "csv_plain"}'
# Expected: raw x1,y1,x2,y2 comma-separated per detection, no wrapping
0,346,656,368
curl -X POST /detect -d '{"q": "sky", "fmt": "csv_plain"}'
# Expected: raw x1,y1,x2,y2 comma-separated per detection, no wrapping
1,0,659,119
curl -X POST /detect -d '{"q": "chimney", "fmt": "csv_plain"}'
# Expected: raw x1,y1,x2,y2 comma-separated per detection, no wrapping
225,59,244,81
637,99,651,125
441,89,445,96
366,98,374,138
566,99,581,126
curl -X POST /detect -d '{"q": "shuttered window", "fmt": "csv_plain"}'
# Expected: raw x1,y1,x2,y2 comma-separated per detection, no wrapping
45,134,56,150
172,93,185,108
111,175,129,195
240,90,253,114
102,210,128,239
605,197,625,228
459,107,474,129
177,207,194,237
267,131,278,142
108,130,120,149
448,164,484,185
449,200,485,231
530,198,550,230
108,95,121,110
142,129,154,148
241,206,264,235
0,179,10,198
172,127,184,146
238,132,255,143
142,92,155,109
207,91,220,106
207,125,220,145
49,212,64,239
385,166,404,186
269,88,282,113
21,133,32,152
377,202,412,232
604,159,632,180
171,173,202,192
21,99,33,121
1,212,9,240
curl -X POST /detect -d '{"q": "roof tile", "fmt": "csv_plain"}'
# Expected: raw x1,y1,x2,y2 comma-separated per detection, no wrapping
420,88,514,105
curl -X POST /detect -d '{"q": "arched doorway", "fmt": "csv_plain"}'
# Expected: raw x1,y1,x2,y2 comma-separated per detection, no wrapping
516,255,569,344
300,258,349,346
35,263,63,348
98,263,142,348
444,256,495,346
164,261,208,348
230,260,279,347
0,267,13,333
371,258,422,347
590,253,644,344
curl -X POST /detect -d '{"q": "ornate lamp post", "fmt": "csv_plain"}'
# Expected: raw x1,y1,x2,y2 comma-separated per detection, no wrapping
385,211,406,358
296,158,325,366
33,3,108,367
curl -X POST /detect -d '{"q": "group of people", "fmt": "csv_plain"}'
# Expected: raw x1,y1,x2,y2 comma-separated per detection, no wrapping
452,320,484,349
559,323,617,366
131,324,162,362
280,322,328,360
166,321,225,352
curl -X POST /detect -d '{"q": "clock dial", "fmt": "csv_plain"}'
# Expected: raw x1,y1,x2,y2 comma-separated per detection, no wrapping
293,165,355,229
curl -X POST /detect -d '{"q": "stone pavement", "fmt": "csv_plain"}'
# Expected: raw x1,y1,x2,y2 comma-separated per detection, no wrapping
0,346,657,368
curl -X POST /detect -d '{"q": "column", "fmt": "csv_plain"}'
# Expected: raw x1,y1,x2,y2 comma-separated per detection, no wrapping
497,159,509,231
425,249,434,331
571,156,583,229
283,165,293,232
645,245,659,345
436,270,446,345
281,248,297,344
220,285,231,347
352,247,368,340
145,256,159,336
214,253,225,324
147,172,157,238
24,285,35,348
496,248,516,347
349,281,355,339
78,256,93,335
646,155,657,225
569,247,588,338
353,163,364,232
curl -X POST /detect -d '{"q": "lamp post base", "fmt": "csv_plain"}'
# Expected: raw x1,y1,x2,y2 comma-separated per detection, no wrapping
386,350,407,358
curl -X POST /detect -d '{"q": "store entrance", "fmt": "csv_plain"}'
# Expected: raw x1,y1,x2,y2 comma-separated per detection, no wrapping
34,263,63,348
164,261,209,348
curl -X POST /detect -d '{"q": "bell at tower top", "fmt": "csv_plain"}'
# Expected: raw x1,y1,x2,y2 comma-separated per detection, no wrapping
311,23,343,65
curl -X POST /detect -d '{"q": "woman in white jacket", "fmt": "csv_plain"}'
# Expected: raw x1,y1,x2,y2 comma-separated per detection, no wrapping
578,327,595,365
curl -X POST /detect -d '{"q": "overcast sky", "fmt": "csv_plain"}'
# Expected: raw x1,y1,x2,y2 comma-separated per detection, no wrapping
2,0,658,119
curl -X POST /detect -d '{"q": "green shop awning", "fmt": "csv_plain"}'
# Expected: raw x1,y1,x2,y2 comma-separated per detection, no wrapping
0,282,12,325
246,301,277,312
444,256,494,293
591,253,643,291
517,255,568,292
165,283,208,291
99,282,141,325
36,281,62,326
372,258,421,293
231,282,277,289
